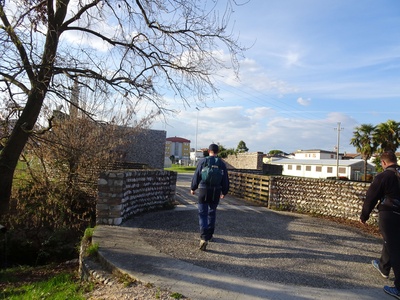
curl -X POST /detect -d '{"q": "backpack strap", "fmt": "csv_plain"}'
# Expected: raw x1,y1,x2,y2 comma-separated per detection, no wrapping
207,156,217,165
385,167,400,177
382,167,400,211
213,157,219,166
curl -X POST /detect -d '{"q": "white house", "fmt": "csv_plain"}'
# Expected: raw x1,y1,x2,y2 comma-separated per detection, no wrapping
270,158,375,180
190,150,204,162
294,149,343,160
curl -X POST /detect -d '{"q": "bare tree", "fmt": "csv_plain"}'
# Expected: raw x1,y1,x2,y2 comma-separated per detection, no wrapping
0,0,245,214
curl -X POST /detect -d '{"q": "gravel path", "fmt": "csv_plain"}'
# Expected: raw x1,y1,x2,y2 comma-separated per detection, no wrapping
137,207,385,289
86,173,389,299
135,174,387,290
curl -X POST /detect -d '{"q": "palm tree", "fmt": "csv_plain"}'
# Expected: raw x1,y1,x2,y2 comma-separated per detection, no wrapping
350,124,377,181
373,120,400,152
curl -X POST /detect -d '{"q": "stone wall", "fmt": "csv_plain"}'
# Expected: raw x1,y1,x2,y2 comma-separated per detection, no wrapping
121,129,166,169
268,176,377,224
224,152,264,170
96,169,377,227
226,172,378,225
97,170,177,225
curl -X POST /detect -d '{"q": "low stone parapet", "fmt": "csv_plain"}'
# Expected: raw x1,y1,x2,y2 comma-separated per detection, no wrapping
96,170,177,225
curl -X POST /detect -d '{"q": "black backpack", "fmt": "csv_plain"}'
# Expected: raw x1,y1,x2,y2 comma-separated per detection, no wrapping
384,167,400,211
201,156,223,187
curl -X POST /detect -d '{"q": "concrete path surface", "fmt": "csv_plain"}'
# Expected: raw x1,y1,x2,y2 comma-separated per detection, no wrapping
92,174,395,299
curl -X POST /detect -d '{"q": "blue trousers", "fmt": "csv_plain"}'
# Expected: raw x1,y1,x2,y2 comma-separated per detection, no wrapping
197,188,221,241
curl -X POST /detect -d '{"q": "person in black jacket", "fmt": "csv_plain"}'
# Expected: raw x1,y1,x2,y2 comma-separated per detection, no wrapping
190,143,229,251
360,150,400,299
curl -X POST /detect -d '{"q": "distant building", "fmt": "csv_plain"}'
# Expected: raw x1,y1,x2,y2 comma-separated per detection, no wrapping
270,158,375,180
165,136,191,162
268,148,376,181
294,149,343,160
190,149,205,162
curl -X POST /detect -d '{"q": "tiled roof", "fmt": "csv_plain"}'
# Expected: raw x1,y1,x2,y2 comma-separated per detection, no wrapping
166,136,190,143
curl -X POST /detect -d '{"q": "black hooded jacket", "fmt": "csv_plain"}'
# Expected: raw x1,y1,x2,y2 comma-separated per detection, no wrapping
360,164,400,222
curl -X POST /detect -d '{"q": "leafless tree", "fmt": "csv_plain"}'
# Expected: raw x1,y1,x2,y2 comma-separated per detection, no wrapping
0,0,245,215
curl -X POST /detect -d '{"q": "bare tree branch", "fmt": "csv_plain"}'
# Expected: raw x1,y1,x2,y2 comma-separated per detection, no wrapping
0,0,246,214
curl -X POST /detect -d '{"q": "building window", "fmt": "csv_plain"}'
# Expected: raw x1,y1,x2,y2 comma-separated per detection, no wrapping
327,167,333,173
296,165,301,171
288,165,292,170
316,166,322,172
339,167,346,174
306,166,311,171
330,154,334,158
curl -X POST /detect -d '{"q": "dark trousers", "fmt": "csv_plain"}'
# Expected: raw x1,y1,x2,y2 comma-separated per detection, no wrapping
197,188,221,241
379,210,400,289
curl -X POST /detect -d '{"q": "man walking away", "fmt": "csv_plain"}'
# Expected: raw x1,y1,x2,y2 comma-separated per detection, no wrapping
190,143,229,251
360,151,400,299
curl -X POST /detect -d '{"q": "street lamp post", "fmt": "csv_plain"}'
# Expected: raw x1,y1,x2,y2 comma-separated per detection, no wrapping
335,122,343,179
195,107,199,161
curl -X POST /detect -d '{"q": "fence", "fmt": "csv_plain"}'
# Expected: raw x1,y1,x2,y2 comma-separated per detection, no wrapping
228,171,269,205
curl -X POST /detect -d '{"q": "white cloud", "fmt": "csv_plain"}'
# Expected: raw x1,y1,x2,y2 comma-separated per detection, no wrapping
284,51,301,67
297,97,311,106
215,57,298,96
152,105,359,154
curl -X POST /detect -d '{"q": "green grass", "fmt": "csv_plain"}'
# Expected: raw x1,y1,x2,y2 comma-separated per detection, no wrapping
86,242,99,257
0,274,86,300
165,165,196,173
0,265,90,300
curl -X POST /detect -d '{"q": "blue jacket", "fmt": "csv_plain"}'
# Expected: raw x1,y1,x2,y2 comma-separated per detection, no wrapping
191,156,230,195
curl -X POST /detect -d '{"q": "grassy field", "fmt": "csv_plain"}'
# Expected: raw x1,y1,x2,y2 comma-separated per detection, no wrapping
0,263,90,300
165,165,196,173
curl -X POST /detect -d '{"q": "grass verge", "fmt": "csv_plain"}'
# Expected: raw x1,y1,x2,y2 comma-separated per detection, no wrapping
165,165,196,173
0,262,91,300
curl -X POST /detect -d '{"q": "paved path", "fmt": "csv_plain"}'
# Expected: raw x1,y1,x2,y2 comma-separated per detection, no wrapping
93,174,395,299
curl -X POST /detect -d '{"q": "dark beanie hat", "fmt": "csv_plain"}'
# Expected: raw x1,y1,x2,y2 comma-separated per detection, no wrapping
208,143,219,153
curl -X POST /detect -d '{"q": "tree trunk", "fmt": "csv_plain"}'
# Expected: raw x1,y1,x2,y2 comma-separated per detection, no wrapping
0,90,46,216
0,167,13,217
0,6,63,215
363,159,368,182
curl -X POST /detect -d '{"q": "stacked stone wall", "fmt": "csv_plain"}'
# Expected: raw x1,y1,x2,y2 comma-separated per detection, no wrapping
268,176,377,224
97,170,177,225
121,129,166,169
224,152,264,170
226,172,377,225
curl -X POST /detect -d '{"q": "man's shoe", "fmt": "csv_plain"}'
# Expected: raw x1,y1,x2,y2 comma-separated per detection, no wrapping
384,286,400,299
199,240,208,251
372,259,389,279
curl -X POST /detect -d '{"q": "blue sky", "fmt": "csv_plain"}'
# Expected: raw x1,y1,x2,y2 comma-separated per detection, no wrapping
151,0,400,154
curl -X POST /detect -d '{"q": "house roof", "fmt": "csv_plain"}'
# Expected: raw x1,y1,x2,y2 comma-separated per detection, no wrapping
295,149,339,154
342,153,361,159
166,136,190,143
270,158,373,167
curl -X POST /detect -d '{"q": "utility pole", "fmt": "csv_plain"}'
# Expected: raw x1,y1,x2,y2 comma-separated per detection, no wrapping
195,107,200,162
335,122,344,179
